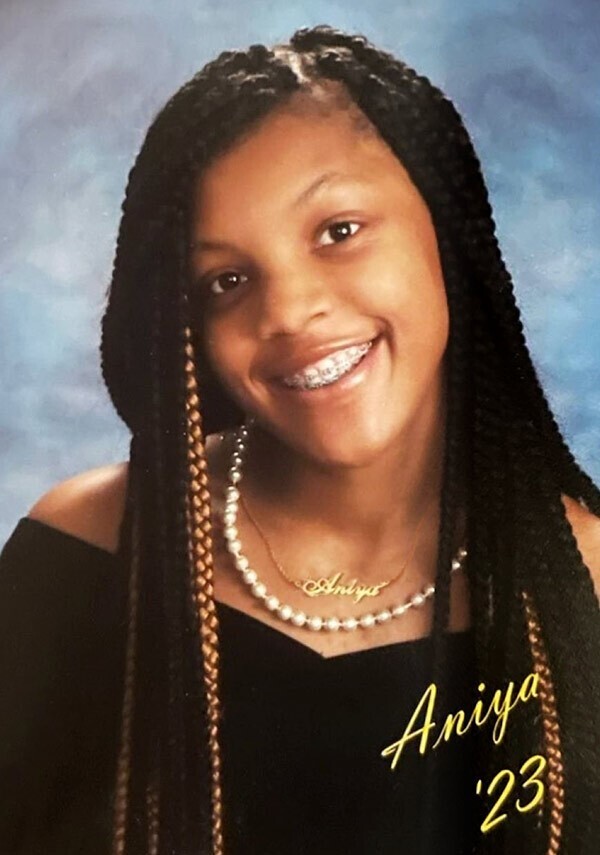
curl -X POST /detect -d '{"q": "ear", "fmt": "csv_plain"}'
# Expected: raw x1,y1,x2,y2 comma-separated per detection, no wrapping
561,494,600,603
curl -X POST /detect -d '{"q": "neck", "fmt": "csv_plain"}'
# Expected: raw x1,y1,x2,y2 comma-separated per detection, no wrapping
240,388,457,566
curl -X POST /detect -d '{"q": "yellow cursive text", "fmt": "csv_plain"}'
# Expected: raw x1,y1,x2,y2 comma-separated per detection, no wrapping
296,572,389,603
381,672,539,770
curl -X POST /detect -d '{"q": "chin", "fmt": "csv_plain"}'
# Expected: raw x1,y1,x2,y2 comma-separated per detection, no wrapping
279,420,400,471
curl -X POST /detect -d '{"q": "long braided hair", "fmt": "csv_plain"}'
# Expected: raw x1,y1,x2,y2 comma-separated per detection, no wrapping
100,24,600,854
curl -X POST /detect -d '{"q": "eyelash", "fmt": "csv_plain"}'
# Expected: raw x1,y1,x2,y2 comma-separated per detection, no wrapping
200,219,363,297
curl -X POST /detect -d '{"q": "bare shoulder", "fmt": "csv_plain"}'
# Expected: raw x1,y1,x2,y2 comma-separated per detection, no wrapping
28,462,130,555
26,434,227,556
561,494,600,602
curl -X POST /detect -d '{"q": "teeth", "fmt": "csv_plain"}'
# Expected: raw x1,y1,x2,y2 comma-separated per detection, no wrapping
282,341,373,390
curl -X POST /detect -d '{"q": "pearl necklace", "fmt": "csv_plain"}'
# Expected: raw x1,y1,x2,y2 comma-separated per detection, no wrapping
221,425,468,632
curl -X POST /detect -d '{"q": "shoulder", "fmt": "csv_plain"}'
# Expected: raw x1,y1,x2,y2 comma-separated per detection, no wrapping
25,433,227,556
27,462,130,555
561,494,600,602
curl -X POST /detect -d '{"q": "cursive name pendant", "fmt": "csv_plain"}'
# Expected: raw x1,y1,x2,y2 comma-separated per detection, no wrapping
222,425,468,633
294,573,390,604
240,481,434,602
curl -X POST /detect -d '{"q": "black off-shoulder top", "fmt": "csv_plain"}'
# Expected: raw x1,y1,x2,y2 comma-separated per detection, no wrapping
0,518,480,854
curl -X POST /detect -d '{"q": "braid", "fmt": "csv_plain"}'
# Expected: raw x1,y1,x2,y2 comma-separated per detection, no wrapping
182,319,225,854
112,439,142,855
149,265,185,854
99,24,600,853
418,231,472,850
145,769,160,855
143,289,164,854
523,590,565,855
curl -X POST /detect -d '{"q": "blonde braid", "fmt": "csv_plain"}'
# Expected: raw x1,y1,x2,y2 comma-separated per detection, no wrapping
112,481,142,855
183,323,225,854
145,770,160,855
522,589,565,854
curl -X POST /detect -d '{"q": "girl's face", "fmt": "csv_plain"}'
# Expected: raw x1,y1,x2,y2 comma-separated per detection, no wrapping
189,100,449,468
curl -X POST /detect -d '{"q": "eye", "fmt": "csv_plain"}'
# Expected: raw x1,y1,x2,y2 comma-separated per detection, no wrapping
205,270,249,296
317,220,362,247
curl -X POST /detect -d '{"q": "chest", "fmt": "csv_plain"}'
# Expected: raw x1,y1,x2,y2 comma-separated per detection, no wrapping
211,537,472,659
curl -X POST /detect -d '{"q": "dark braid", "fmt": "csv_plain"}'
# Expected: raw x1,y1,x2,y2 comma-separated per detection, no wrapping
100,24,600,853
418,232,473,853
111,437,141,855
151,236,187,853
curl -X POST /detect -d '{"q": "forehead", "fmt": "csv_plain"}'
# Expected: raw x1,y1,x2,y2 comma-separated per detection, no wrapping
191,100,416,227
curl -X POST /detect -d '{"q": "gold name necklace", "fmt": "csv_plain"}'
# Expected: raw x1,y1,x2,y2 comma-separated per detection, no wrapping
240,491,432,604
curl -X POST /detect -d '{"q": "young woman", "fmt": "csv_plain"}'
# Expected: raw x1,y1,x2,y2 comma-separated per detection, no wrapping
1,23,599,855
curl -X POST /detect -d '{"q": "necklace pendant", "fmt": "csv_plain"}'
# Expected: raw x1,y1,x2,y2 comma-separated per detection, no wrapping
294,572,390,604
223,426,468,632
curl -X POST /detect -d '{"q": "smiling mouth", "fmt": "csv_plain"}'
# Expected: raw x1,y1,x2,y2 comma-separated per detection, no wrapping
280,340,375,391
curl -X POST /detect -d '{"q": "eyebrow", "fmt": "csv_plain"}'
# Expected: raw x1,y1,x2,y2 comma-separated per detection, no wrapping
190,171,367,252
291,170,364,208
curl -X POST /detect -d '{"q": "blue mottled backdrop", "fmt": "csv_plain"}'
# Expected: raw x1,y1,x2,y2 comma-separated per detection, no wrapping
1,0,599,545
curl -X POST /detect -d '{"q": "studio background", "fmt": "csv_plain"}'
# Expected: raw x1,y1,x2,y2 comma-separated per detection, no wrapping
1,0,599,546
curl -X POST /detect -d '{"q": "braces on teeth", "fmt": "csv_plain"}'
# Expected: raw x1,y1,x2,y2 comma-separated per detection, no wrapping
282,341,373,390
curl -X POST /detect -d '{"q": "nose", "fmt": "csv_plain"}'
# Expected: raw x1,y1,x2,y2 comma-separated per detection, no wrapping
255,268,332,339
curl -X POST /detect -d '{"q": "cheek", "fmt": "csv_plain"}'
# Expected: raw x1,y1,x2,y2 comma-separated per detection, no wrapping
338,274,449,377
404,276,449,363
202,317,256,404
391,221,449,346
361,230,448,345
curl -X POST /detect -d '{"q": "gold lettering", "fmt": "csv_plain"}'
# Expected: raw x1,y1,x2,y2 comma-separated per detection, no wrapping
353,586,370,603
298,579,320,596
324,573,343,594
296,574,390,600
491,683,520,745
381,683,437,770
462,683,496,732
382,672,541,771
431,709,468,749
518,672,539,703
